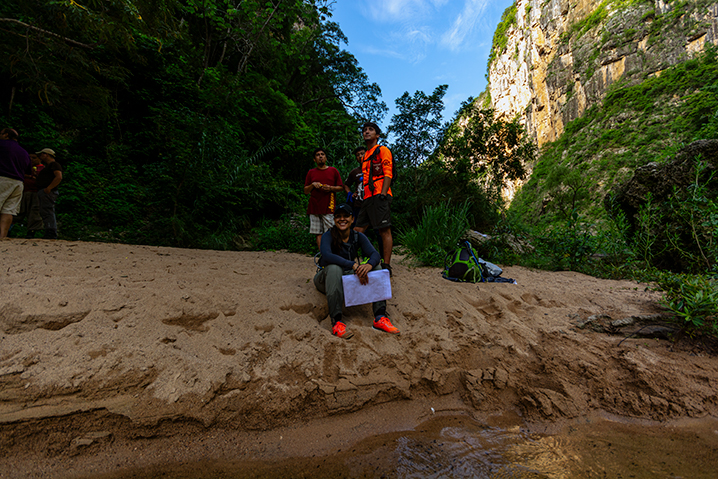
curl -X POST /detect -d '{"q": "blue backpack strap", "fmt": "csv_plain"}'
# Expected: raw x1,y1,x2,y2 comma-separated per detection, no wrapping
464,241,485,282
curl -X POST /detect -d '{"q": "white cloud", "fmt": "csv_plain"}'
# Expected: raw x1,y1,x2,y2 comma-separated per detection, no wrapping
360,33,428,64
440,0,490,51
362,0,432,22
362,45,408,60
354,0,493,64
405,26,432,45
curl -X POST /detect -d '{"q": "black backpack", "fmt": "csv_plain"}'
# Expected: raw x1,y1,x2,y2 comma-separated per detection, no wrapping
442,241,515,283
442,241,487,283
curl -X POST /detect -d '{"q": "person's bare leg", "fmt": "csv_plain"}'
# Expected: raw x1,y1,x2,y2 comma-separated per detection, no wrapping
316,234,322,251
378,227,392,265
0,214,12,239
353,225,366,234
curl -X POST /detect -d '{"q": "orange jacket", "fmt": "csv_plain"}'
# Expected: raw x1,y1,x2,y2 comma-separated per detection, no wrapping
362,145,393,199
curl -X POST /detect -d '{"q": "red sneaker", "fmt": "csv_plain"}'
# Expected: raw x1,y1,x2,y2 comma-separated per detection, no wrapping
332,321,354,339
373,316,399,334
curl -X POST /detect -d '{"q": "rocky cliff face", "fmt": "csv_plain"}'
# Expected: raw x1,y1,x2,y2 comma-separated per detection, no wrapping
489,0,718,148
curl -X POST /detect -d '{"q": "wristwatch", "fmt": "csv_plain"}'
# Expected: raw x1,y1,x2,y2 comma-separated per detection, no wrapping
379,194,386,200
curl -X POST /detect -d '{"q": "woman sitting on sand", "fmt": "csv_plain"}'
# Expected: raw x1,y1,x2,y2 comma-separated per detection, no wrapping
314,203,399,339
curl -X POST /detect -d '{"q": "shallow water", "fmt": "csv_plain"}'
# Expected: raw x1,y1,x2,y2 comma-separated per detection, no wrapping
97,414,718,479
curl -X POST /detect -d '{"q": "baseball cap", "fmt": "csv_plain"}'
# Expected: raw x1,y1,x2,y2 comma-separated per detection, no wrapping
361,122,382,136
36,148,56,157
334,203,354,216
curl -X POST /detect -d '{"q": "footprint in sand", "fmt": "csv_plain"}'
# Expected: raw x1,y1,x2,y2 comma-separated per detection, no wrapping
468,297,503,322
280,302,327,322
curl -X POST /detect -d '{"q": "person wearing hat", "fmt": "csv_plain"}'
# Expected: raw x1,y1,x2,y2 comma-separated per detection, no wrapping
0,128,31,239
35,148,63,239
314,203,400,339
304,147,344,251
353,122,394,276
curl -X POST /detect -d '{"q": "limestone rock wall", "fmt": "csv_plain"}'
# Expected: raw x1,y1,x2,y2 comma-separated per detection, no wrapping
489,0,718,148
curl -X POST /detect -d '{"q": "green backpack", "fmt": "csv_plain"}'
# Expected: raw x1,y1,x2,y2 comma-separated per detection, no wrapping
442,241,488,283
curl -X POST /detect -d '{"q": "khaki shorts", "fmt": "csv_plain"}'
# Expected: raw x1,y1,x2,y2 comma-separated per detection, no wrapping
356,195,391,230
309,214,334,235
0,176,23,215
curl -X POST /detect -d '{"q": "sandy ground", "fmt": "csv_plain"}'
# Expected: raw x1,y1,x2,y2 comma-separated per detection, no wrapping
1,239,717,477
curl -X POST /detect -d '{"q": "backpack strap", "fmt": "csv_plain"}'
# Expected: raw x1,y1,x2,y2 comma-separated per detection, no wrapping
348,229,362,263
465,241,485,282
364,145,385,194
314,251,323,273
465,241,481,267
442,242,466,282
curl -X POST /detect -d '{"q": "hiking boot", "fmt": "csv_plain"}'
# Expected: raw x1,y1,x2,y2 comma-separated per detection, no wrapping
373,316,399,334
43,229,57,240
332,321,354,339
25,230,37,239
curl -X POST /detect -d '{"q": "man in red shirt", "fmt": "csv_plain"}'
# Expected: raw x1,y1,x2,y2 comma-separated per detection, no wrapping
354,122,394,276
304,148,344,250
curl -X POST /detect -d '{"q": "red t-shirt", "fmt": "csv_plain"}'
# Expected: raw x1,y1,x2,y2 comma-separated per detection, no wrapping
305,166,343,215
362,145,393,199
23,163,44,192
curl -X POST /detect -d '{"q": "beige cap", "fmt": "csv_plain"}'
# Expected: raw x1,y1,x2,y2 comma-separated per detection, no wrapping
36,148,56,157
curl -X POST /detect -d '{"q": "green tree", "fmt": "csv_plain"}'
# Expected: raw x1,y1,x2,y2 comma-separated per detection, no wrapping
388,85,447,167
0,0,178,127
439,99,535,191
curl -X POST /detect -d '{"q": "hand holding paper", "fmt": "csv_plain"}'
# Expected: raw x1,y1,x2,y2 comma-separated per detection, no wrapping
341,269,392,307
355,263,372,284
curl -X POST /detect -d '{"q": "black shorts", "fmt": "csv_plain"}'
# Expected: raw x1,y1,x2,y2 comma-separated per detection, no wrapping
356,194,391,230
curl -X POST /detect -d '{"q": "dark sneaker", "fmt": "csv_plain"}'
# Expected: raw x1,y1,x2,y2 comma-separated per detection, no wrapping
381,263,392,277
373,316,399,334
332,321,354,339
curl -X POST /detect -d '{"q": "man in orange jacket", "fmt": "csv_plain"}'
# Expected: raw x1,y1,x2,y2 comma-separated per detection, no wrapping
353,122,394,276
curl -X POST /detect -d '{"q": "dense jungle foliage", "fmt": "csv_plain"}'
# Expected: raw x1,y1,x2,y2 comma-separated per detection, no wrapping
1,0,534,255
1,0,386,249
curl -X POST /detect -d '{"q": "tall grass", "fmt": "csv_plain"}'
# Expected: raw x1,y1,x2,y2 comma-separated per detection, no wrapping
399,201,471,267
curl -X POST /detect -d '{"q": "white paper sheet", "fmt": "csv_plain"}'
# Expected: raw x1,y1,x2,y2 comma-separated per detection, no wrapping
341,269,392,307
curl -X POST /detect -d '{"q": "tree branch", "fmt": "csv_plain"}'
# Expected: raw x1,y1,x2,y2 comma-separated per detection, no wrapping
300,95,336,107
0,18,96,49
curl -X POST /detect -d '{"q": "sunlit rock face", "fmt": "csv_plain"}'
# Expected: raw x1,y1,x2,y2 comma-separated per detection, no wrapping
489,0,718,148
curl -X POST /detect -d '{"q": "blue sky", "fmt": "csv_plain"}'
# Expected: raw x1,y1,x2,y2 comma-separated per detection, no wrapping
329,0,515,130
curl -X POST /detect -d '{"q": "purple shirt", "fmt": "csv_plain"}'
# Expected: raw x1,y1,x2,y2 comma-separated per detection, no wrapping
0,139,31,182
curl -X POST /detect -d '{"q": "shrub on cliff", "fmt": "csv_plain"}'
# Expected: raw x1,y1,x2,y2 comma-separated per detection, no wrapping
511,46,718,230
